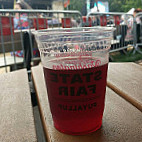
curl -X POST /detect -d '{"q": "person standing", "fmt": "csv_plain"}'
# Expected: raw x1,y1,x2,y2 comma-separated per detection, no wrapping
125,8,142,41
14,0,32,29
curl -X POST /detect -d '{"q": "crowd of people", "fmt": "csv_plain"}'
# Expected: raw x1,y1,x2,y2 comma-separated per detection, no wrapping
12,1,142,41
2,0,142,58
12,0,40,58
125,8,142,41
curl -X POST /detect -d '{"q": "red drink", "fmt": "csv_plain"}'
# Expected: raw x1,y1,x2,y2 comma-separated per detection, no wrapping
43,58,108,135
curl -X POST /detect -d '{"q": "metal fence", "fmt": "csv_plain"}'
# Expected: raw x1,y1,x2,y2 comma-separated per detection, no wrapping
0,9,82,73
0,9,142,73
86,12,136,53
133,12,142,54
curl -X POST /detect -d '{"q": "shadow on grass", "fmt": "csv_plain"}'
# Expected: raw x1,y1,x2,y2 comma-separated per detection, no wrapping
110,49,142,62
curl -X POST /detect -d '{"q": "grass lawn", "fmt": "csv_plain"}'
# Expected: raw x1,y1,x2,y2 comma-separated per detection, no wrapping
110,48,142,62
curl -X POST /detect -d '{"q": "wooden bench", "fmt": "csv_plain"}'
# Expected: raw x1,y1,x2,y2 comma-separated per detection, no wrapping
136,60,142,66
107,62,142,111
0,69,37,142
32,65,142,142
0,66,10,74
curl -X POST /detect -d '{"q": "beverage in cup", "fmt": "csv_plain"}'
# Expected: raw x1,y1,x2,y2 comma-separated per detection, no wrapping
34,27,114,135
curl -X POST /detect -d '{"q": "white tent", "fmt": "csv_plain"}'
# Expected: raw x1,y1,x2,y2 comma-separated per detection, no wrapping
127,8,135,14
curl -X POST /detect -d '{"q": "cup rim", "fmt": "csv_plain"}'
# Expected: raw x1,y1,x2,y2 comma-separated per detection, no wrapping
33,26,115,36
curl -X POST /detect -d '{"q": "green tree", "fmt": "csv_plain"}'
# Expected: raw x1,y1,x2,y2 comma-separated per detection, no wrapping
108,0,142,12
122,0,142,12
68,0,142,13
108,0,123,12
67,0,85,12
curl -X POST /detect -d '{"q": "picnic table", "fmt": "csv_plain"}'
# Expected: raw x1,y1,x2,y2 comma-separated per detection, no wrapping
0,69,37,142
0,62,142,142
31,62,142,142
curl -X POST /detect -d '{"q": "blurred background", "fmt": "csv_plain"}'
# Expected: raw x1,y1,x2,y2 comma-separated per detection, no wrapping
0,0,142,13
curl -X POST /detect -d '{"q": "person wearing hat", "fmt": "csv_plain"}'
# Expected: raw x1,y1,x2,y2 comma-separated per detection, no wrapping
12,0,40,62
14,0,32,29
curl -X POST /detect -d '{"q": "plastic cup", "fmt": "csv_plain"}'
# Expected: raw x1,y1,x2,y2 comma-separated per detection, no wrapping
34,27,114,135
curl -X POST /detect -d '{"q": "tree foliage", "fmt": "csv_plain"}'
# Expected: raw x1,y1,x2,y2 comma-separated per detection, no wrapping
68,0,142,13
67,0,85,12
121,0,142,12
108,0,142,12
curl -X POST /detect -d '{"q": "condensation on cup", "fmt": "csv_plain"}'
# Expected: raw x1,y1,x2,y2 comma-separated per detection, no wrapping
34,27,114,135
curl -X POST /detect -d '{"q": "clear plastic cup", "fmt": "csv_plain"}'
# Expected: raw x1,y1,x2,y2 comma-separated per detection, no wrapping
34,27,114,135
